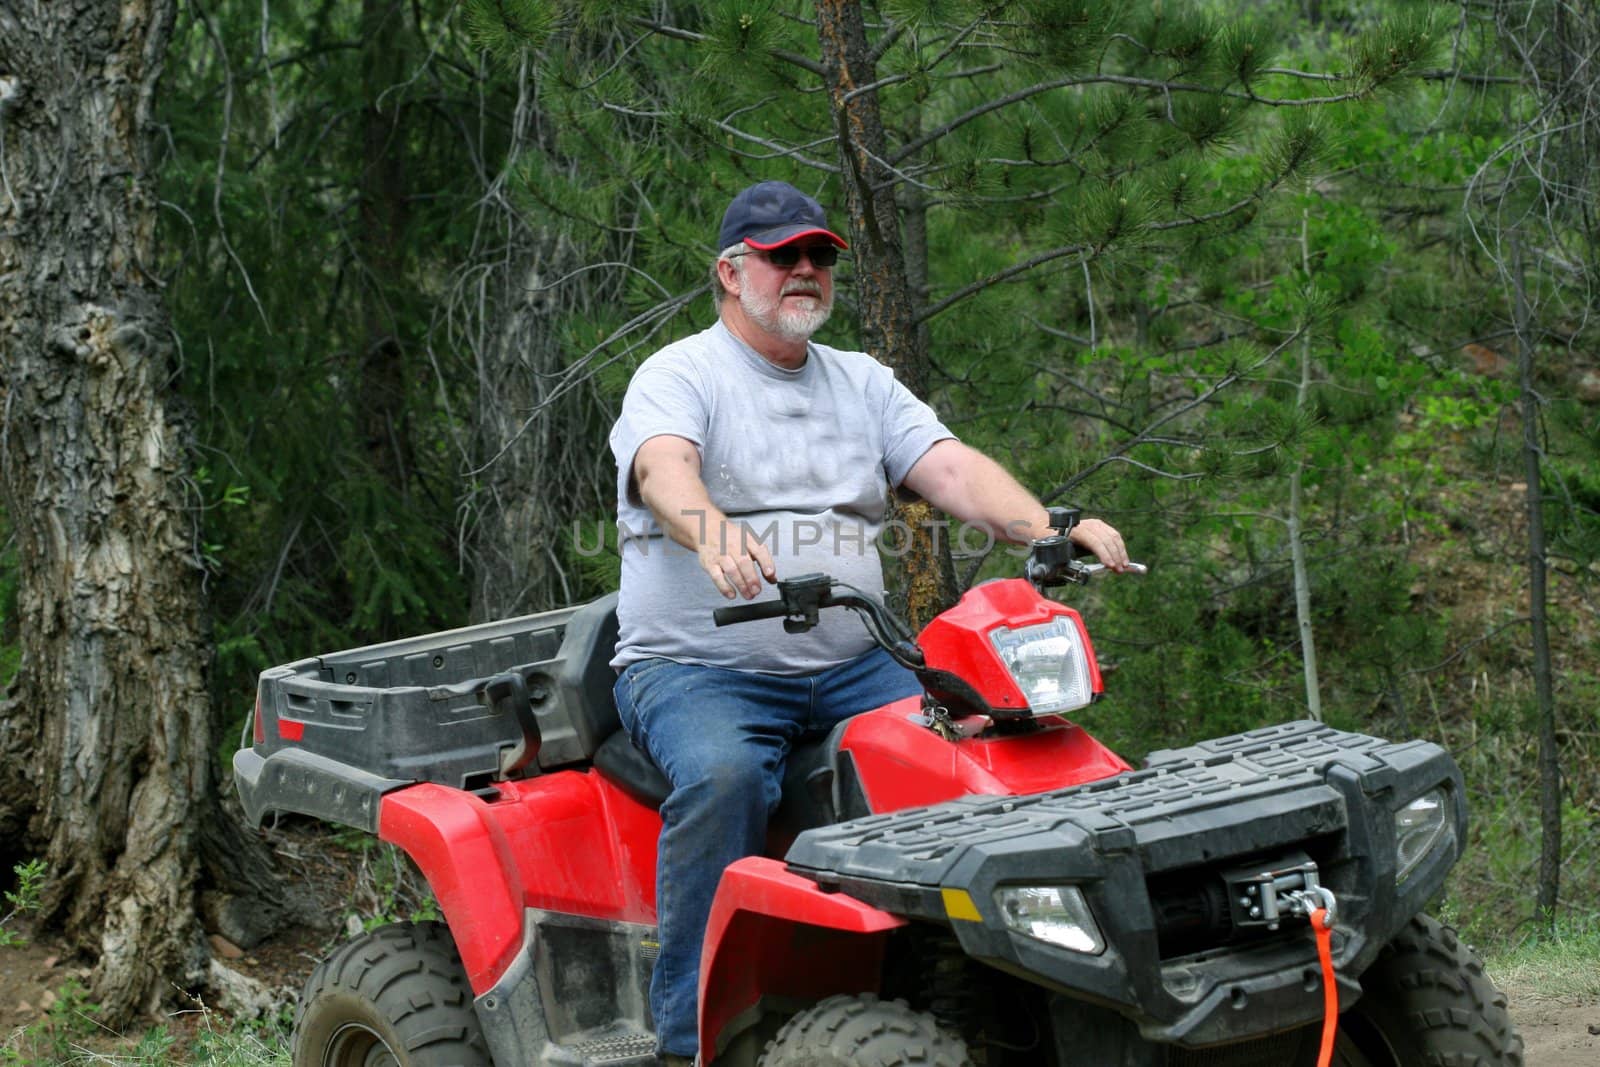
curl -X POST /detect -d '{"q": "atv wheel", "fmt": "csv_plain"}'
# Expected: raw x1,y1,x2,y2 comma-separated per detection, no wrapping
760,993,974,1066
292,921,492,1067
1327,913,1524,1066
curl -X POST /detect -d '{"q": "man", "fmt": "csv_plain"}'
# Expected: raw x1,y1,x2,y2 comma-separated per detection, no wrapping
609,180,1127,1064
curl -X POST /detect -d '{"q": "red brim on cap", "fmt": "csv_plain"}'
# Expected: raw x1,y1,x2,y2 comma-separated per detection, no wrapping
744,226,849,251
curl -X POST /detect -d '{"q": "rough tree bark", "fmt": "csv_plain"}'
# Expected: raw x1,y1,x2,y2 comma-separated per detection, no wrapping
0,0,213,1024
467,223,611,621
815,0,957,628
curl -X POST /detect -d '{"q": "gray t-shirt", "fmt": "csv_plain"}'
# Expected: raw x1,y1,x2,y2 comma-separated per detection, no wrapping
609,320,953,674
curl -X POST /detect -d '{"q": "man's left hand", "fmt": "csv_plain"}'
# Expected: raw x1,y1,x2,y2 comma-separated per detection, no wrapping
1069,518,1129,572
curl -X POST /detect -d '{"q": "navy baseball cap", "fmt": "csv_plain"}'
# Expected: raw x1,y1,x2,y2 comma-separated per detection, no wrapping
718,181,848,252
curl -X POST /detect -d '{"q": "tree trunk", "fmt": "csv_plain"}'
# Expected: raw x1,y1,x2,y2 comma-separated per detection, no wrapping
467,224,610,620
0,0,212,1024
461,63,613,622
1513,239,1561,929
815,0,956,627
358,0,413,490
1292,209,1322,721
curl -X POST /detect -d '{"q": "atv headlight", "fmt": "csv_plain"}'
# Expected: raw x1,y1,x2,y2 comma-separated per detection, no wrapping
1395,788,1453,883
989,618,1094,715
994,886,1104,954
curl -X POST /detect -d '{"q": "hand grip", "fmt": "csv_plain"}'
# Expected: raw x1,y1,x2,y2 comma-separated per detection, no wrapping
481,671,540,778
713,600,790,627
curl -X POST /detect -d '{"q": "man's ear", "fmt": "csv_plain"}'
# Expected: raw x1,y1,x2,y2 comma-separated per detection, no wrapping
716,256,742,296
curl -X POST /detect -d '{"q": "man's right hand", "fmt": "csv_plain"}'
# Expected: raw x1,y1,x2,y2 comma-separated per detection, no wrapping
698,519,777,600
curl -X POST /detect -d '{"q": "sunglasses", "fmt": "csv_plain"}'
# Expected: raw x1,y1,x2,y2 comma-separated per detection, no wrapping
738,245,841,269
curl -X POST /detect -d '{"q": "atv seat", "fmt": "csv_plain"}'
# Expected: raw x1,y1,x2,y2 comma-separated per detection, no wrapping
593,720,851,836
546,592,625,764
593,730,672,806
573,598,860,832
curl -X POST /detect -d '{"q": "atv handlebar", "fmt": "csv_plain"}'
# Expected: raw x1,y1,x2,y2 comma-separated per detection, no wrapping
709,553,1143,722
712,574,921,662
1080,561,1148,576
711,599,794,627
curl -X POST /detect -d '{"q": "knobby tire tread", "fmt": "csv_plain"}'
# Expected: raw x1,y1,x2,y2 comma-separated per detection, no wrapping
1349,913,1524,1067
292,920,492,1067
761,993,974,1067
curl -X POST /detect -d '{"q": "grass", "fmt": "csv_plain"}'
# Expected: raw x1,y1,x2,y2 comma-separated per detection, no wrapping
1486,919,1600,1003
0,997,290,1066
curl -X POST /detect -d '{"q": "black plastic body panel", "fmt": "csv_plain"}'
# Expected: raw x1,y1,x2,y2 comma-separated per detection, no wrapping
234,594,619,828
475,909,658,1067
783,720,1466,1047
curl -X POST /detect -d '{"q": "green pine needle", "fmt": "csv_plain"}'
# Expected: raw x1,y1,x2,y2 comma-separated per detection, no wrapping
462,0,560,64
1348,10,1440,92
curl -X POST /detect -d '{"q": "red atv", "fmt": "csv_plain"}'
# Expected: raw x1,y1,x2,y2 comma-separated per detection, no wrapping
234,509,1522,1066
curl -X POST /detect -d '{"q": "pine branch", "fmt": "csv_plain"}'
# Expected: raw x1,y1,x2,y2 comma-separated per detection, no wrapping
704,118,841,172
892,75,1368,167
630,16,824,76
917,243,1089,325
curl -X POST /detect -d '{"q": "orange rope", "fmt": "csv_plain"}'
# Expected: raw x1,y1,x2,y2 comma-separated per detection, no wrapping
1310,906,1338,1067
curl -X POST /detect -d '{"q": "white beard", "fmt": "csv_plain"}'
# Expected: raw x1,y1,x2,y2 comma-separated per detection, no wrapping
740,281,833,342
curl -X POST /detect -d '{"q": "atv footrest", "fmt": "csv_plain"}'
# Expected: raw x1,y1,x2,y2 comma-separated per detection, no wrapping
550,1027,657,1066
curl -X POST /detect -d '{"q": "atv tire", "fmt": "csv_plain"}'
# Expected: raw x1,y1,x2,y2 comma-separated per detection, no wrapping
761,993,974,1066
292,921,491,1067
1329,913,1524,1066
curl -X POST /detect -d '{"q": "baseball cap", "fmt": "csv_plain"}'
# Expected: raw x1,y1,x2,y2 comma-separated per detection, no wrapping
718,180,849,252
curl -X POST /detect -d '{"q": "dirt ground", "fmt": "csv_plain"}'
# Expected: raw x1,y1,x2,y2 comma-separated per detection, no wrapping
1510,992,1600,1066
2,915,1595,1064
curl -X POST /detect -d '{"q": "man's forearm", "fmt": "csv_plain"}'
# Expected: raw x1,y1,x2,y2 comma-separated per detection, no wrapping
904,439,1130,568
905,441,1048,542
639,467,727,554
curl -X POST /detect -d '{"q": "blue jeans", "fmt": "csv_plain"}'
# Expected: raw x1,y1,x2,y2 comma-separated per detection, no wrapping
613,648,922,1057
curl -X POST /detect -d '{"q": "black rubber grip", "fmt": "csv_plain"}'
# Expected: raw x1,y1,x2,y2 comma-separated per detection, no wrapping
713,600,790,627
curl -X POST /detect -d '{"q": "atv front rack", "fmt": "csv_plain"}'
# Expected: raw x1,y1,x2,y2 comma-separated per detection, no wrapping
783,720,1465,1047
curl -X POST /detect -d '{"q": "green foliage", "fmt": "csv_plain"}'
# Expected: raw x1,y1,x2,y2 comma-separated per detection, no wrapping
0,978,103,1063
1546,466,1600,561
159,0,486,727
1015,0,1119,71
699,0,803,75
1487,915,1600,999
1217,22,1273,89
1,987,293,1065
0,859,45,948
1345,8,1439,92
327,830,442,932
463,0,561,61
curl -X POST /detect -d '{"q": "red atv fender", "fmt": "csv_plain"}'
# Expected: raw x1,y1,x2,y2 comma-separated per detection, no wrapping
378,770,663,994
697,857,907,1063
835,700,1132,812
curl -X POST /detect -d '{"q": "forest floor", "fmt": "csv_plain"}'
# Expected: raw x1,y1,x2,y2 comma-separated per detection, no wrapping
1513,994,1600,1065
